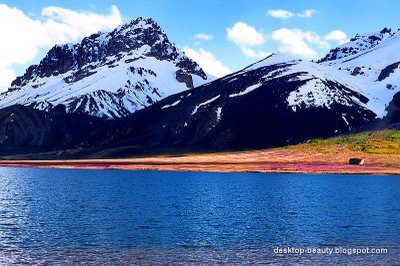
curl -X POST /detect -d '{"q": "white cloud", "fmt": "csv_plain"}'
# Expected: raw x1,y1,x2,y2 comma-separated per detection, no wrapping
267,9,316,19
302,31,330,49
241,47,271,59
226,22,268,59
0,66,16,90
267,9,294,19
271,28,332,58
194,33,214,41
0,4,122,89
271,28,350,58
42,5,121,42
183,47,231,78
226,22,265,47
297,9,316,18
325,30,349,45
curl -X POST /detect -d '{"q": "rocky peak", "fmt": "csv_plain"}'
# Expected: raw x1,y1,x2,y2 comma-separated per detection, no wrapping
2,17,209,119
10,17,206,88
318,27,395,64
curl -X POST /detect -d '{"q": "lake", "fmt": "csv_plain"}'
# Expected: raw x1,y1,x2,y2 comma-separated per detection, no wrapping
0,167,399,264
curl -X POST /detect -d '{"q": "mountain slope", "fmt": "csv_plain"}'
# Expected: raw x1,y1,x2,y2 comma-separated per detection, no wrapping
0,105,104,156
319,27,400,118
80,54,376,157
0,54,392,159
5,26,400,159
0,17,209,119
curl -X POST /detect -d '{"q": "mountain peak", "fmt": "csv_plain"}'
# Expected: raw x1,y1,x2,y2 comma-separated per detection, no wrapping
240,53,299,73
123,16,159,28
1,17,209,119
318,26,400,118
256,53,298,66
380,27,392,35
318,27,396,64
115,17,165,37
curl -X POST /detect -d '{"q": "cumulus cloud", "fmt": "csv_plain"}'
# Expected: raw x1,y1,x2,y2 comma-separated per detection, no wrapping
0,4,122,89
271,28,330,58
324,30,349,45
0,66,16,90
267,9,316,19
183,47,231,78
42,5,121,42
303,31,330,49
194,33,214,41
226,22,269,59
226,22,265,47
241,47,271,59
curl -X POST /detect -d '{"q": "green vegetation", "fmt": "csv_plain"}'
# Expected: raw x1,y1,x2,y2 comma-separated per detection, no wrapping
307,130,400,155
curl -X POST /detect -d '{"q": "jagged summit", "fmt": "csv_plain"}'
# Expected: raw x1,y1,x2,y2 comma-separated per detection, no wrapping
1,17,209,118
318,27,395,63
318,27,400,117
241,53,299,72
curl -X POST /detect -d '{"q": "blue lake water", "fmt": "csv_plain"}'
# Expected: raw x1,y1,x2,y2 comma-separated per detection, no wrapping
0,167,399,264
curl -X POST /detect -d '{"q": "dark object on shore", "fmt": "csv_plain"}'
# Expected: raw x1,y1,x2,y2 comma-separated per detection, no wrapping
349,158,365,165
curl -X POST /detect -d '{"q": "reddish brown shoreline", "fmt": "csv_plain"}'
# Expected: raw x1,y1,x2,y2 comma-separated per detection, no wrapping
2,129,400,175
0,159,399,175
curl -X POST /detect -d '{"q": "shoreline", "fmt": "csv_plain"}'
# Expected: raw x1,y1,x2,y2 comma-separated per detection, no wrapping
1,130,399,175
0,159,399,175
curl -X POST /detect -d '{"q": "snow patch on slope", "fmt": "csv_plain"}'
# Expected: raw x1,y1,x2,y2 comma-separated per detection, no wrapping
229,84,261,98
216,107,222,121
161,99,181,109
191,95,220,115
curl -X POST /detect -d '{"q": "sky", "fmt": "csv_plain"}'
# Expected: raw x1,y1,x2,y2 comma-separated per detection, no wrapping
1,0,400,89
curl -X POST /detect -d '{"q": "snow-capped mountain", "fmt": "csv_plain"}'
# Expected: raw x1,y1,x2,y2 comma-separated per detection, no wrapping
75,54,376,157
0,17,209,118
319,27,400,118
0,53,378,158
318,28,394,63
3,25,400,158
235,54,370,117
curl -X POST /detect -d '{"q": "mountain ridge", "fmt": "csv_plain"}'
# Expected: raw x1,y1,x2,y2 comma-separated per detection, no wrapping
0,17,210,118
0,24,400,158
73,53,377,158
318,27,400,118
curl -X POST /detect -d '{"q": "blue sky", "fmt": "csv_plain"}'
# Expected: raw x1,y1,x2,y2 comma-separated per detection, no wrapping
1,0,400,87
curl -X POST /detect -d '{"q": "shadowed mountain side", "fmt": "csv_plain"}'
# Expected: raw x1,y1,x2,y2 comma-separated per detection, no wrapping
82,62,376,158
0,105,105,156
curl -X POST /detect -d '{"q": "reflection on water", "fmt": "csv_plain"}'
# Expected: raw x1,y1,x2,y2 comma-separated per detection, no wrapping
0,168,399,264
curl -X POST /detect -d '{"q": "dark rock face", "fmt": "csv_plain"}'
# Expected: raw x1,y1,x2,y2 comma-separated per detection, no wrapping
11,17,206,87
175,69,194,89
367,92,400,130
351,67,363,76
0,105,104,156
384,91,400,125
377,62,400,81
